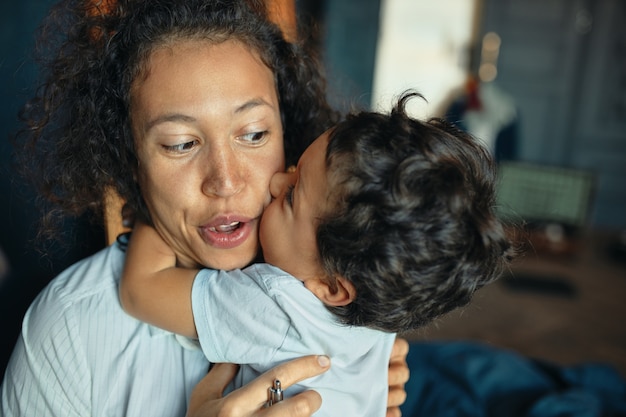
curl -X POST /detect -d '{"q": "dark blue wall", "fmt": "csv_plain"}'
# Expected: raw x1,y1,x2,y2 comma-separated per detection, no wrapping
298,0,381,111
0,1,104,375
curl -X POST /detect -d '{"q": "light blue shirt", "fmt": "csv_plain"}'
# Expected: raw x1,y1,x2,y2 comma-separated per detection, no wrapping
192,264,396,417
1,238,208,417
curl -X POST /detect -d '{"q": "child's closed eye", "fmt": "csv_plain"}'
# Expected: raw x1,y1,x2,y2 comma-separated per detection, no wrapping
285,185,295,206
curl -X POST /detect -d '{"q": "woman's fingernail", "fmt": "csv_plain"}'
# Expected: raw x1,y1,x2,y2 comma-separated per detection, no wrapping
318,355,330,367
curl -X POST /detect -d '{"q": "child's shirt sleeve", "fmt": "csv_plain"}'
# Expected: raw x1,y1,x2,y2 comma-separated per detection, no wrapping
191,265,292,364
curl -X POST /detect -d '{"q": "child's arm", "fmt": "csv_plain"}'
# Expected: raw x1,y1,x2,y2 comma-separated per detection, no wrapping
119,221,198,338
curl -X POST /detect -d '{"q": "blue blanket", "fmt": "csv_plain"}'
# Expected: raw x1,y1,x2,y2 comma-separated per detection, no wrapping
401,342,626,417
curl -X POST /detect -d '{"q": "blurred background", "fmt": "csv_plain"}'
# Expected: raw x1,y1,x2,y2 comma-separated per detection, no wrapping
1,0,625,378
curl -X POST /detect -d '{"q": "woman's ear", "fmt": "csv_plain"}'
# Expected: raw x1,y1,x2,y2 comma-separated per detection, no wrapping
305,276,356,307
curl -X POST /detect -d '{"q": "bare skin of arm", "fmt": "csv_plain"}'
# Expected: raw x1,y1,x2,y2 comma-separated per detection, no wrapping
119,220,199,338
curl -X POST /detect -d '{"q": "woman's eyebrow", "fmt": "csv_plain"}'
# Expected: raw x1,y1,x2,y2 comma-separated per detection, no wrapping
144,99,275,134
145,114,196,132
234,98,275,114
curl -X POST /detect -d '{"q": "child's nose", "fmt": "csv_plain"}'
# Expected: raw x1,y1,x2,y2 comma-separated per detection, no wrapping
269,170,296,198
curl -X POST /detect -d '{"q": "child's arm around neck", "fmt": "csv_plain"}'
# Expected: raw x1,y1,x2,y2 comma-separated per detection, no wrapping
119,220,199,338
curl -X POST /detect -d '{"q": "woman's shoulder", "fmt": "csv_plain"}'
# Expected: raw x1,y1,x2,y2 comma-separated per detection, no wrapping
27,242,125,322
51,241,124,297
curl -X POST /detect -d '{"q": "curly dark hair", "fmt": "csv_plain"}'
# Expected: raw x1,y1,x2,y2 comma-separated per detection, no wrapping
318,91,516,333
15,0,338,239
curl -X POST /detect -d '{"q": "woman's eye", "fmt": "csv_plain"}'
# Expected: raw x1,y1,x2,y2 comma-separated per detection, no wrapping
285,185,295,207
163,140,198,153
239,131,268,144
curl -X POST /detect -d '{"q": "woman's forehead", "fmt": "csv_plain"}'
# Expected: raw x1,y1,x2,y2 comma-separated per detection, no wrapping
132,38,275,103
134,37,269,83
129,38,281,139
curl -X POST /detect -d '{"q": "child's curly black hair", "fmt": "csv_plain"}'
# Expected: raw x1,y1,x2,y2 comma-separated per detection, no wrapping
318,91,517,333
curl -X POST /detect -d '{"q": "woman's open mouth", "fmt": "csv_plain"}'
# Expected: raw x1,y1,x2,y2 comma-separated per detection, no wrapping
200,218,254,249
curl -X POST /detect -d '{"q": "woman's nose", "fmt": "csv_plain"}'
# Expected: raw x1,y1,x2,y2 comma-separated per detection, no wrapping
269,170,295,198
202,147,245,198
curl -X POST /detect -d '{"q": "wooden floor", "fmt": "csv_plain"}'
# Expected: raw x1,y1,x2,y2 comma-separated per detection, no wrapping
401,228,626,378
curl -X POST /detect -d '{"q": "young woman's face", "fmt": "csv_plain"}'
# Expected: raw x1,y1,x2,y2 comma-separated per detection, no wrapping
131,39,285,270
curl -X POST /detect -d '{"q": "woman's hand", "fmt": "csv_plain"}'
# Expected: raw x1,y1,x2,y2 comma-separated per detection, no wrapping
387,337,410,417
187,355,331,417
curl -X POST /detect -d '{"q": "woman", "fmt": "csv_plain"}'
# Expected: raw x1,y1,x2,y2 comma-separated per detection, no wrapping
1,1,408,416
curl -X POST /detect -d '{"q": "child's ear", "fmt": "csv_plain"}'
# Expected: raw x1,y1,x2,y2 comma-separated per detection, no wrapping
306,276,356,307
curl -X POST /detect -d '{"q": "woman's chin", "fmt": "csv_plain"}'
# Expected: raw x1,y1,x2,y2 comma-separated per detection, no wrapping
199,244,259,271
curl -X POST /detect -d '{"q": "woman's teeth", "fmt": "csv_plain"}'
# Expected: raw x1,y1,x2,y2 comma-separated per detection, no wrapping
210,221,241,233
